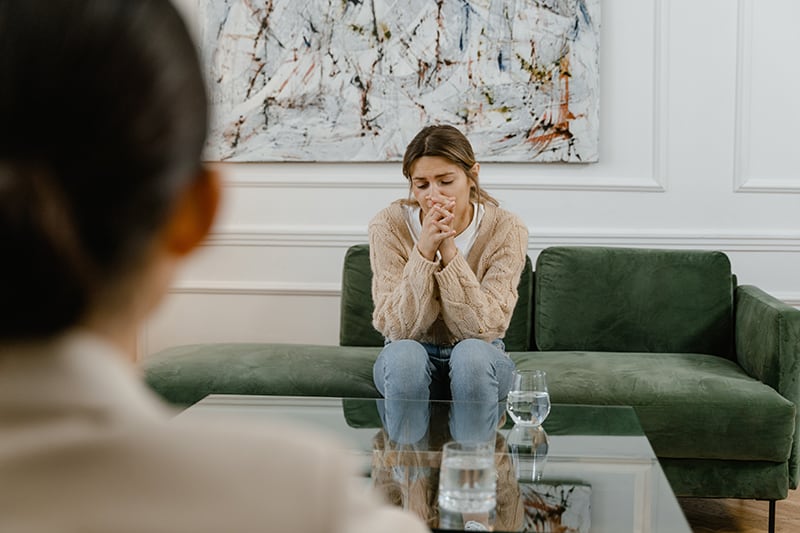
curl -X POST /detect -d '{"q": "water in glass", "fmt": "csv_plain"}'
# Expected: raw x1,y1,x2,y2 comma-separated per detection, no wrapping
506,370,551,426
507,390,551,426
438,440,497,530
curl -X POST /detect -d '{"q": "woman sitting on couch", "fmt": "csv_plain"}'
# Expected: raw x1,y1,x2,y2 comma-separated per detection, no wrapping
369,124,529,426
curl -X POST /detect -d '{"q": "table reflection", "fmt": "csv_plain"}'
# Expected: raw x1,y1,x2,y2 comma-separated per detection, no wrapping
507,424,549,483
369,399,526,531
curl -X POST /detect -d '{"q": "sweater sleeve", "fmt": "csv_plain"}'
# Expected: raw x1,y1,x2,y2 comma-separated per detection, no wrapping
434,218,528,341
369,215,442,341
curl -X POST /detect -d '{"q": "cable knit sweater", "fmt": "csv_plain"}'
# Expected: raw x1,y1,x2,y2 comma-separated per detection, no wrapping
369,200,529,345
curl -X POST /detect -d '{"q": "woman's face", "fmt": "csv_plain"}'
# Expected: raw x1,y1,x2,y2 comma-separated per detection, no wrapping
408,156,476,222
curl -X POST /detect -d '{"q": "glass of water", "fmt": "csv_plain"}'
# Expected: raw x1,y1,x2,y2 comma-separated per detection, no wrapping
437,440,497,530
507,424,549,482
506,370,551,426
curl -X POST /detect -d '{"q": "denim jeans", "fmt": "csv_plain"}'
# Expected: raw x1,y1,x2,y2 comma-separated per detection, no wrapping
373,338,515,444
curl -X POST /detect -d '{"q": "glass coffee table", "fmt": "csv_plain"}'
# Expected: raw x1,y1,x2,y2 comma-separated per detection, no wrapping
177,395,691,533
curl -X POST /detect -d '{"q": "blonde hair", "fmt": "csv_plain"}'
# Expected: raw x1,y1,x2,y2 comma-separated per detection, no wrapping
401,125,499,207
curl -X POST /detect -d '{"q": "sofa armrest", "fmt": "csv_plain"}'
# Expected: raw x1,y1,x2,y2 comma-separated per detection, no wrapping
736,285,800,487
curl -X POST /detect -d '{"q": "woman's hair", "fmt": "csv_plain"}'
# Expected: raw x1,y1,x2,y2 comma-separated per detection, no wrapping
401,125,499,207
0,0,208,340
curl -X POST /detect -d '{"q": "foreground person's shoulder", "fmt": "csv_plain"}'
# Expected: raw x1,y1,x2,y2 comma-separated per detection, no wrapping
153,417,430,532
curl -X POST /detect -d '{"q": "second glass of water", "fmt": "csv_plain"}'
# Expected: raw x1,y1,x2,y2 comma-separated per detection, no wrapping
506,369,551,426
437,440,497,530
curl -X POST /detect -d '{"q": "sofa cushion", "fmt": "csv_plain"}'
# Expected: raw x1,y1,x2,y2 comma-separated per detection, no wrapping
511,351,796,463
340,244,383,347
144,343,382,406
143,343,795,466
535,246,734,357
339,244,534,351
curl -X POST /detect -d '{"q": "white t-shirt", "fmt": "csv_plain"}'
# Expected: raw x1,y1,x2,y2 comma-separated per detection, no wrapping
403,202,485,260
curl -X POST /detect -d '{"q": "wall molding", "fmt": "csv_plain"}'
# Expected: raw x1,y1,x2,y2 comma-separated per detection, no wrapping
169,280,340,297
529,229,800,252
781,293,800,307
222,171,667,193
222,167,408,190
732,0,751,192
733,0,800,193
651,0,669,192
207,225,800,252
205,226,365,248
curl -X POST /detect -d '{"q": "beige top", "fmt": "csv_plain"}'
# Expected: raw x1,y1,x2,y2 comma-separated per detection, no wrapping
0,331,428,533
369,200,529,345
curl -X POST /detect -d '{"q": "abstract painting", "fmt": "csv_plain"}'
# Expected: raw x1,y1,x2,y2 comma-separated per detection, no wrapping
200,0,600,162
520,482,591,533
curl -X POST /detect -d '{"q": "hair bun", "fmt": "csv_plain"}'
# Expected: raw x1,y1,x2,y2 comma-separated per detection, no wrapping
0,162,91,339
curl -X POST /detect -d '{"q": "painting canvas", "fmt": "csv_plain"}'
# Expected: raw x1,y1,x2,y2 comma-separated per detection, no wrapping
520,482,591,533
200,0,600,162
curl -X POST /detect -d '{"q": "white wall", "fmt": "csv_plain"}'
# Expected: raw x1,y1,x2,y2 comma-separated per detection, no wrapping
142,0,800,358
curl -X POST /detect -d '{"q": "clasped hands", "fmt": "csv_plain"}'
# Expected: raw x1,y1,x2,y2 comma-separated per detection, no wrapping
417,193,459,266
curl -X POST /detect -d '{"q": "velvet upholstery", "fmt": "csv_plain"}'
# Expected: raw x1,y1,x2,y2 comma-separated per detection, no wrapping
145,343,381,406
736,285,800,487
511,351,795,462
339,244,383,347
142,245,800,503
535,246,734,358
660,459,789,500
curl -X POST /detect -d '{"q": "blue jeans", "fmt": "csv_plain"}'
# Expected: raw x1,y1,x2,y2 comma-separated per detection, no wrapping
373,338,515,443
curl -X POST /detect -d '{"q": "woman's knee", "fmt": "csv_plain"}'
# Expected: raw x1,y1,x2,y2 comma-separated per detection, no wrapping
449,339,514,400
379,340,428,366
373,340,430,398
450,339,498,370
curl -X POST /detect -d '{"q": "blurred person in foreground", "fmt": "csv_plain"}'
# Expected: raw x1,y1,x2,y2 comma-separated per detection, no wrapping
0,1,427,532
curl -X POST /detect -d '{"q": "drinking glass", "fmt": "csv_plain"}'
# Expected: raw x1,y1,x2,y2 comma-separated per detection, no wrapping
506,370,551,426
507,424,549,482
438,440,497,530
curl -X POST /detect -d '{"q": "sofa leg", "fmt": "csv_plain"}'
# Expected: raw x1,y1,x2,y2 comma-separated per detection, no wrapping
768,499,776,533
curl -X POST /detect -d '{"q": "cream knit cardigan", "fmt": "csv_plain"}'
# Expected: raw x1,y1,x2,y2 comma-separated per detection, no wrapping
368,200,529,346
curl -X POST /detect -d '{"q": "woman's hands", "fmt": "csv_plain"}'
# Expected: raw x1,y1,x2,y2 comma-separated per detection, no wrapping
416,193,459,265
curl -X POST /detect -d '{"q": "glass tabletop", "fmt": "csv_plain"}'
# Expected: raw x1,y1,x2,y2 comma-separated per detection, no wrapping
177,395,691,533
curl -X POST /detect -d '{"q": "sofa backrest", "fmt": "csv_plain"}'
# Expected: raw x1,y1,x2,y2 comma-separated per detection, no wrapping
534,246,734,358
340,244,533,350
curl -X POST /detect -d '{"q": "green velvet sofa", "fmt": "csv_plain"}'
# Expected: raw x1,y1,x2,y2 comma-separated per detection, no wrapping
144,245,800,507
